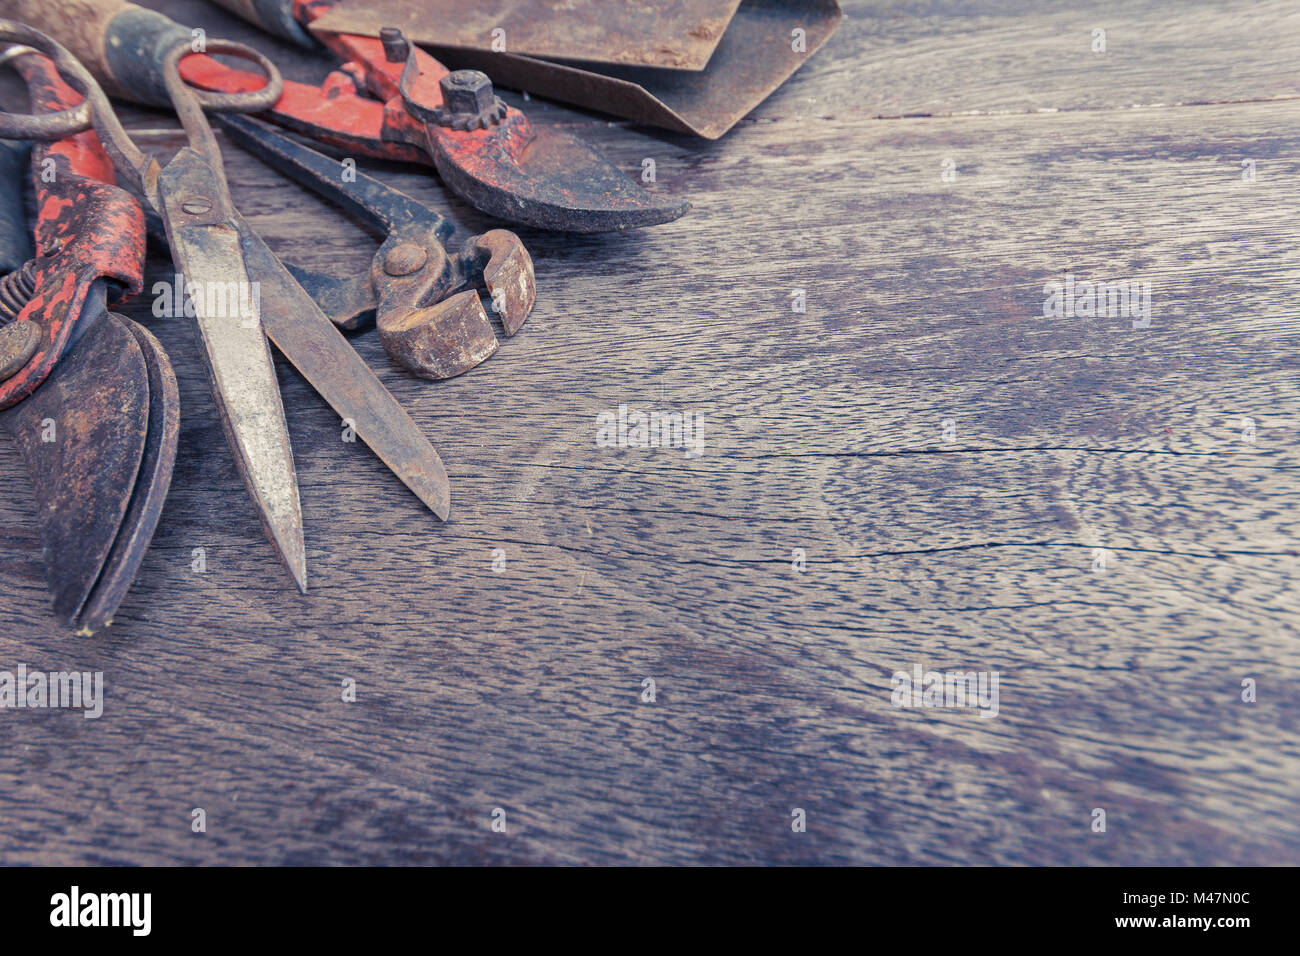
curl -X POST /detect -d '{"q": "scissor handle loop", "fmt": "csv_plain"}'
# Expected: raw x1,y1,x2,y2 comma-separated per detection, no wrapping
0,27,97,141
164,39,282,115
0,20,150,185
161,38,281,181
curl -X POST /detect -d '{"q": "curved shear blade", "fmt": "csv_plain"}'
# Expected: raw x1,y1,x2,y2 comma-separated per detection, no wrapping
395,45,687,232
78,317,180,633
0,311,149,626
431,122,689,233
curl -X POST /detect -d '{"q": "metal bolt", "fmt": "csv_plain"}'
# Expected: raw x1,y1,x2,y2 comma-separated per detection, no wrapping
379,27,409,63
182,197,213,215
0,320,41,382
383,242,428,276
40,237,62,257
440,71,495,115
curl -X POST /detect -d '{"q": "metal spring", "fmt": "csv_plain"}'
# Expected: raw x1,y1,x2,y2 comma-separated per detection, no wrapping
0,260,37,324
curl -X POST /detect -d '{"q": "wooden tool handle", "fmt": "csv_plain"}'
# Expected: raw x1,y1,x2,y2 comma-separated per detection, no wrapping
0,0,124,82
0,0,192,102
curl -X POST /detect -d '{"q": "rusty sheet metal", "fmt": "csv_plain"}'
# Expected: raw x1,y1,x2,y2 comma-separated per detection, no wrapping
313,0,742,70
311,0,842,139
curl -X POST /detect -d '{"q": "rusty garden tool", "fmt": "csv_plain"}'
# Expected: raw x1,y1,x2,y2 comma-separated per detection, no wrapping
218,113,534,380
0,18,453,595
0,47,178,634
186,0,689,231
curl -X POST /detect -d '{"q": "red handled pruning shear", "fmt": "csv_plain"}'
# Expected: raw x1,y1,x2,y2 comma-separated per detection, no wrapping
0,0,686,232
186,0,690,232
0,40,178,633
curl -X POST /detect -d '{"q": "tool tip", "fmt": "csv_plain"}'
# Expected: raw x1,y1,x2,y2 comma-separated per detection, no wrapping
289,556,308,594
403,462,450,520
266,521,308,593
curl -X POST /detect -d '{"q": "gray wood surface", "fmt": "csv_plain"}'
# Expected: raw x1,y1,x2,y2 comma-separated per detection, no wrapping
1,0,1297,865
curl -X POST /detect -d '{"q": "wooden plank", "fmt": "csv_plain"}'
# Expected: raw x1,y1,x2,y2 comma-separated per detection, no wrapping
792,0,1300,120
1,3,1298,866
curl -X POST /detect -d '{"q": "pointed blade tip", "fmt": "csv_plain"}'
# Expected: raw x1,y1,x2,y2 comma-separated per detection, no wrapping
426,489,450,522
288,553,308,594
265,519,308,593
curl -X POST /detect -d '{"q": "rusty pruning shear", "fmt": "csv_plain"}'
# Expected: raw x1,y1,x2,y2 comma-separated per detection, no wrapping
0,42,178,633
192,0,690,233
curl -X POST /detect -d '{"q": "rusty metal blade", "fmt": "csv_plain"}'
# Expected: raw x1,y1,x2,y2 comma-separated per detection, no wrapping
156,151,307,592
0,310,149,626
78,316,179,633
319,0,843,139
230,210,451,520
430,123,689,232
313,0,742,70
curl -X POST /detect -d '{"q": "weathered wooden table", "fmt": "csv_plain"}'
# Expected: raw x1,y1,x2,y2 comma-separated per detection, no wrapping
1,0,1297,865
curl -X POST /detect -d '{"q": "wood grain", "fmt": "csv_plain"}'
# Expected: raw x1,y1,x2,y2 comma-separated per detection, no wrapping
0,0,1297,865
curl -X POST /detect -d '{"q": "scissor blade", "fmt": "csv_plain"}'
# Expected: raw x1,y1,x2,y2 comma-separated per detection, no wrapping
230,209,451,520
157,154,307,592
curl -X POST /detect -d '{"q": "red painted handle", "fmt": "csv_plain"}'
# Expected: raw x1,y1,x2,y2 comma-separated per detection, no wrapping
178,50,428,164
0,50,145,410
11,51,117,184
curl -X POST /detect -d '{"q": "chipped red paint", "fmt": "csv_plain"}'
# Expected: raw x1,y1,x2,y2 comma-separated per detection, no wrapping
178,35,535,172
0,54,146,411
13,51,117,185
180,54,426,163
180,13,532,167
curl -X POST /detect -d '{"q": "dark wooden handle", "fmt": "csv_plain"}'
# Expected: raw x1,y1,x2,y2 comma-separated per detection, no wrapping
207,0,313,46
0,0,129,85
0,0,193,102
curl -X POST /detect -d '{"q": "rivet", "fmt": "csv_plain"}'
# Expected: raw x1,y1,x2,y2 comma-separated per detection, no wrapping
0,321,41,382
383,242,429,276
